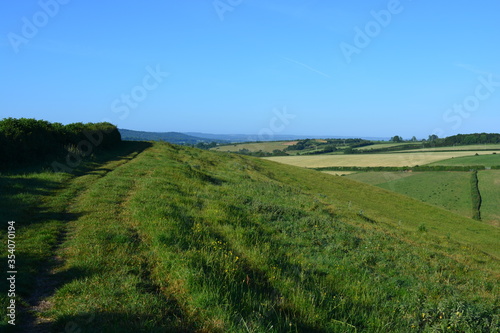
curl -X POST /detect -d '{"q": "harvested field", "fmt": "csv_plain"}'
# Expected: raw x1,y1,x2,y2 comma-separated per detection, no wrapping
321,171,357,176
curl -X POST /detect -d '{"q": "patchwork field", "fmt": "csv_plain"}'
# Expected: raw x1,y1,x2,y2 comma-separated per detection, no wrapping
264,151,500,168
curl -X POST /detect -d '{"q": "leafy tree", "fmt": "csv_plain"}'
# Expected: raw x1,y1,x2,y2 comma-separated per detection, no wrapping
390,135,403,142
428,134,439,142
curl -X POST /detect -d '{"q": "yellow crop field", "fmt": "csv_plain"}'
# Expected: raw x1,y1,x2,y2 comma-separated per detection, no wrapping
321,171,357,176
264,151,500,168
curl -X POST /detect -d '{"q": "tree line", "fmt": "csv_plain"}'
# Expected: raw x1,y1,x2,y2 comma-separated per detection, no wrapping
0,118,121,169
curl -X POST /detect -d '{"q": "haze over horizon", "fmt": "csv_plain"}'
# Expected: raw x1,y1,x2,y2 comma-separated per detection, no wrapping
2,1,500,139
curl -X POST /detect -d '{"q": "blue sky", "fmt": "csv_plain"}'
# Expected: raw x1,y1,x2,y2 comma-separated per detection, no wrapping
1,0,499,139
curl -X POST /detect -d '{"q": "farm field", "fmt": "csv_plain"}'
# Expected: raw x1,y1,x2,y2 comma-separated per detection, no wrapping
348,172,473,219
478,170,500,227
264,151,500,168
345,171,415,185
405,144,500,152
427,153,500,167
1,141,499,332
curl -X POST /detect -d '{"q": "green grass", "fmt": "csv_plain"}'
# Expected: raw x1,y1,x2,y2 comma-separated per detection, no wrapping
345,171,414,185
427,153,500,167
478,170,500,227
1,142,499,332
406,144,500,152
348,172,472,219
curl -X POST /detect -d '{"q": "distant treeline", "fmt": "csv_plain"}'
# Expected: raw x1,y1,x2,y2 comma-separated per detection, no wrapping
0,118,121,169
442,133,500,145
344,133,500,154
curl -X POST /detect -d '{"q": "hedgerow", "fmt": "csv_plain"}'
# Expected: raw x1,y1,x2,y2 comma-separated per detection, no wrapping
0,118,121,169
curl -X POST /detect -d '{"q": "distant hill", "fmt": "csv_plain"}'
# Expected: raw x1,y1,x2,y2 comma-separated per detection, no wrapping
119,129,226,144
185,132,389,142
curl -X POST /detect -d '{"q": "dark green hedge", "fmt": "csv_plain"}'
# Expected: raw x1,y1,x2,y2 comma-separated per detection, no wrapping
470,170,482,221
0,118,121,169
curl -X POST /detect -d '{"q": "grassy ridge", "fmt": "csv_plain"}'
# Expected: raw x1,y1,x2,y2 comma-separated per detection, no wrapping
2,142,499,332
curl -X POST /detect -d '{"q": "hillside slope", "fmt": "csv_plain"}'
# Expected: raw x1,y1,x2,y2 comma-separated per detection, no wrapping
1,142,498,332
119,128,222,144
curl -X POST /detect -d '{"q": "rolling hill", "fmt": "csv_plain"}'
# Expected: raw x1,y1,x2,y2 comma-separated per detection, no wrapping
118,128,224,144
1,142,498,332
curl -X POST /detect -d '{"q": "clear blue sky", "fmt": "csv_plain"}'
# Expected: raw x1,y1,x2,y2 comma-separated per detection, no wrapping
2,0,499,139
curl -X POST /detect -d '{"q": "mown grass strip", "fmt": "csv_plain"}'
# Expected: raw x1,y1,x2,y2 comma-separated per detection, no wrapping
45,144,196,332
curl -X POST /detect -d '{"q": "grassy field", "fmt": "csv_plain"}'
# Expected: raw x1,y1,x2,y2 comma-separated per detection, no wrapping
212,141,289,153
405,144,500,152
478,170,500,227
427,153,500,167
1,142,499,332
372,172,472,218
265,151,500,168
345,171,415,185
